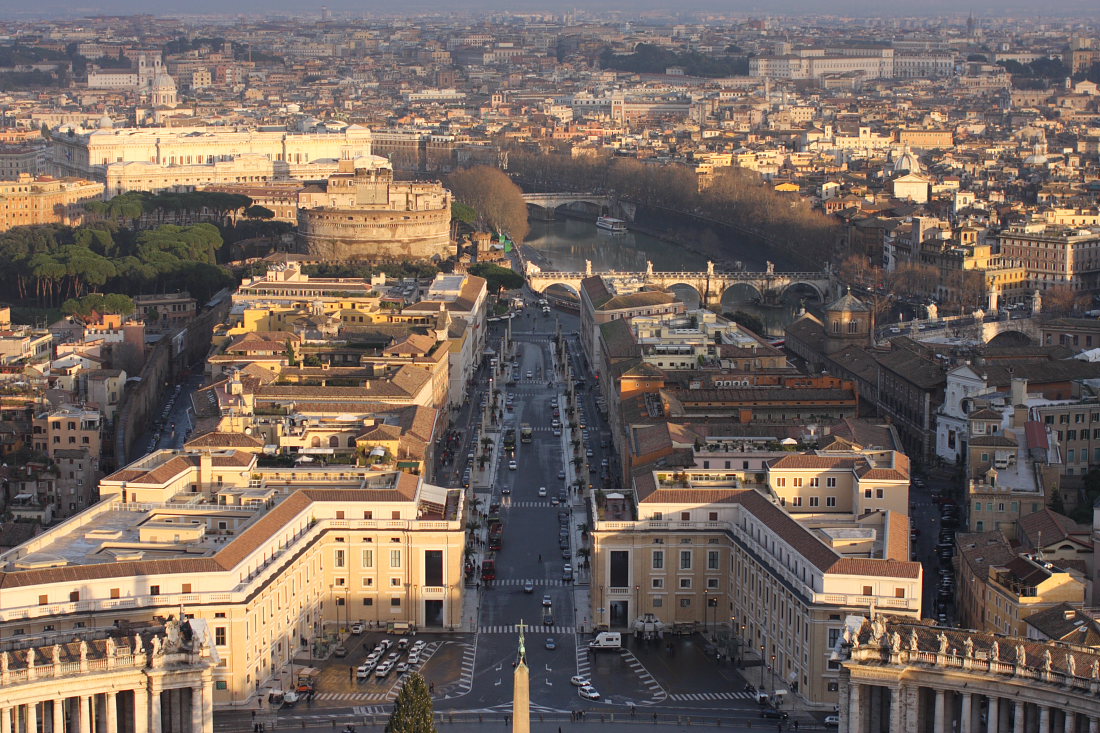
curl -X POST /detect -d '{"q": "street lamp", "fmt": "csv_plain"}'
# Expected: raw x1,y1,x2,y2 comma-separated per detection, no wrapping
759,645,765,691
703,590,708,638
770,654,776,697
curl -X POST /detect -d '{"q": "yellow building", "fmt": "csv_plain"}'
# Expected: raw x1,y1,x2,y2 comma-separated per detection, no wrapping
0,174,103,232
0,449,467,706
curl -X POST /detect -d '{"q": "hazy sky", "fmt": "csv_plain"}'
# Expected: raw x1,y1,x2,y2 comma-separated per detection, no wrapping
4,0,1099,19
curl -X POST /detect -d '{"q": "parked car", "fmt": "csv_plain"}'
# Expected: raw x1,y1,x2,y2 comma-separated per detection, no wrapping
824,714,840,727
760,709,788,720
570,676,591,687
334,645,348,658
350,622,364,635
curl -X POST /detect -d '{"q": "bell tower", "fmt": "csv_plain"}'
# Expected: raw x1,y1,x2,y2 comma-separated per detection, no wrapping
824,288,872,354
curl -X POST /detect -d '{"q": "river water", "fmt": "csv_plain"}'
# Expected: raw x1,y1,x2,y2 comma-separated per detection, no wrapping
523,217,822,337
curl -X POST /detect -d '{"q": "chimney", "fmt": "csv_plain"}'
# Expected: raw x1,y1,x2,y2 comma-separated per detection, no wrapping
1011,377,1028,407
199,452,212,491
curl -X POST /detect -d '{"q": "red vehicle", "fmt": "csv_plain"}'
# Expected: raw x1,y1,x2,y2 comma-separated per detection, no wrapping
481,558,496,581
488,518,503,551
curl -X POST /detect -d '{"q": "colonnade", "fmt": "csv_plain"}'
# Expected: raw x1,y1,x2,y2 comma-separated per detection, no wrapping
842,679,1100,733
0,685,211,733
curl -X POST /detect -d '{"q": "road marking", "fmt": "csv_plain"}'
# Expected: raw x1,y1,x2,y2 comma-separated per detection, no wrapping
667,691,755,701
619,648,668,703
492,579,565,587
479,625,575,634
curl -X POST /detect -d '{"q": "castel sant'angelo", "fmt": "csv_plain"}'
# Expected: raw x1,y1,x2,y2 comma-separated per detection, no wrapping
296,154,453,262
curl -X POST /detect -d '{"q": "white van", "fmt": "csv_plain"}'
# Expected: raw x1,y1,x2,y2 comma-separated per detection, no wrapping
588,631,621,650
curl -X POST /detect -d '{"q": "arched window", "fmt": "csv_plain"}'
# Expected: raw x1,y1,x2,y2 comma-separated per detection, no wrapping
329,435,340,448
848,320,859,333
311,436,321,448
832,320,840,333
348,436,357,448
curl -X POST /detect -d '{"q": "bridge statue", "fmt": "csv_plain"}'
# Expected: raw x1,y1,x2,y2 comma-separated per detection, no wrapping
646,260,654,278
706,260,715,278
584,260,593,277
1032,289,1042,314
766,261,775,275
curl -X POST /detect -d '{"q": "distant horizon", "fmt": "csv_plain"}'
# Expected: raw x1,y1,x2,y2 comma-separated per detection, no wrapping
2,1,1100,22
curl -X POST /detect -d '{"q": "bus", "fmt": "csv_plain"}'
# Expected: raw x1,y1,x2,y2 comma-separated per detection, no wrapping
520,424,533,443
503,428,516,452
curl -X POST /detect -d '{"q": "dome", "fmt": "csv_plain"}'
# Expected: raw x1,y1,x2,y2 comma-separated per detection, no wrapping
152,72,176,91
97,114,114,129
892,147,922,174
826,289,869,314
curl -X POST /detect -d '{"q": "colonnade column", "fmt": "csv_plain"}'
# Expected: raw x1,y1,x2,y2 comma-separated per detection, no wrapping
1040,707,1050,733
1065,712,1076,733
133,686,149,733
53,698,65,733
889,685,904,732
105,691,117,733
869,686,882,733
27,703,38,733
200,680,213,733
1014,702,1025,733
934,689,946,733
0,707,10,733
148,686,162,733
190,686,204,733
960,693,972,733
849,682,863,733
76,696,91,733
1089,717,1099,733
987,696,999,733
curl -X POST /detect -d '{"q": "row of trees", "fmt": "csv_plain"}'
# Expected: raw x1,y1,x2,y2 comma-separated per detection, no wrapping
507,149,837,269
599,43,749,77
0,221,235,307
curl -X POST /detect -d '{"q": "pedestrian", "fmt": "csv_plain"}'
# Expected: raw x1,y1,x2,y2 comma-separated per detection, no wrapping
349,666,354,680
251,711,256,721
430,682,435,694
653,713,658,723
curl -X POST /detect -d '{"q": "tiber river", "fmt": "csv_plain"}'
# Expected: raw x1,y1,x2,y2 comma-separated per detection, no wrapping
523,217,823,338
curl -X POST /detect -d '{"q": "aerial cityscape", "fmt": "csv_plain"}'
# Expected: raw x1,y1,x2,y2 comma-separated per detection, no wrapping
1,6,1100,732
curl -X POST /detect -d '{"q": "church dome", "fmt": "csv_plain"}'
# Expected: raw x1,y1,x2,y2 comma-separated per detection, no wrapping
97,114,114,129
152,72,176,91
826,289,869,314
892,147,922,175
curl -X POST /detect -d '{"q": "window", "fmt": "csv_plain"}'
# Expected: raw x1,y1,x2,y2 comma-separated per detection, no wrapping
652,578,664,589
775,478,786,487
390,598,401,607
216,681,228,691
215,627,226,646
362,549,374,568
809,478,819,487
335,549,346,568
707,550,719,570
110,588,120,599
391,511,401,520
390,550,402,568
895,588,905,598
679,598,692,607
653,598,663,608
38,595,48,606
862,586,872,596
864,489,872,498
792,477,803,488
610,551,630,588
975,502,982,512
875,489,884,499
680,550,692,570
362,577,373,587
976,521,985,531
828,682,839,692
708,511,718,521
652,550,664,570
828,628,842,647
363,598,373,606
363,511,373,519
150,585,160,596
791,496,803,507
182,584,191,593
390,578,401,587
707,578,719,590
680,512,690,521
826,497,836,507
424,550,443,587
336,511,345,520
809,497,820,507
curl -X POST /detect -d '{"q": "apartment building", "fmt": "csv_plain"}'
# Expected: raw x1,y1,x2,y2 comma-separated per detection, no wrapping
580,275,686,375
997,224,1100,292
0,449,466,705
590,441,920,707
0,174,103,232
955,530,1087,636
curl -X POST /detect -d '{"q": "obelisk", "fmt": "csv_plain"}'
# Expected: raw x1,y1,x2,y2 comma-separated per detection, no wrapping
512,619,531,733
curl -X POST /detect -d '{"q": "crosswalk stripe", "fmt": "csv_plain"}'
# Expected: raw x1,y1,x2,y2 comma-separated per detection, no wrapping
667,691,753,701
478,625,575,634
490,579,565,586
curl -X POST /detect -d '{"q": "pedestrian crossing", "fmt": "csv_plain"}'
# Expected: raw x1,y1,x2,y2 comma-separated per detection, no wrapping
489,578,568,587
352,705,390,715
667,691,756,702
621,648,667,702
316,692,387,702
479,624,575,634
505,500,559,508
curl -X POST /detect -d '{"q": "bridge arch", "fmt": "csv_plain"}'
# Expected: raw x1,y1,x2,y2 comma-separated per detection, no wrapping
666,283,704,309
538,281,581,301
780,281,827,303
986,330,1033,347
719,282,765,308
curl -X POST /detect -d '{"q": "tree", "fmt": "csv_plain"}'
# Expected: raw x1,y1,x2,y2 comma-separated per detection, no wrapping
726,310,765,335
468,263,524,293
245,204,275,220
446,166,530,242
387,669,433,726
1042,285,1087,315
